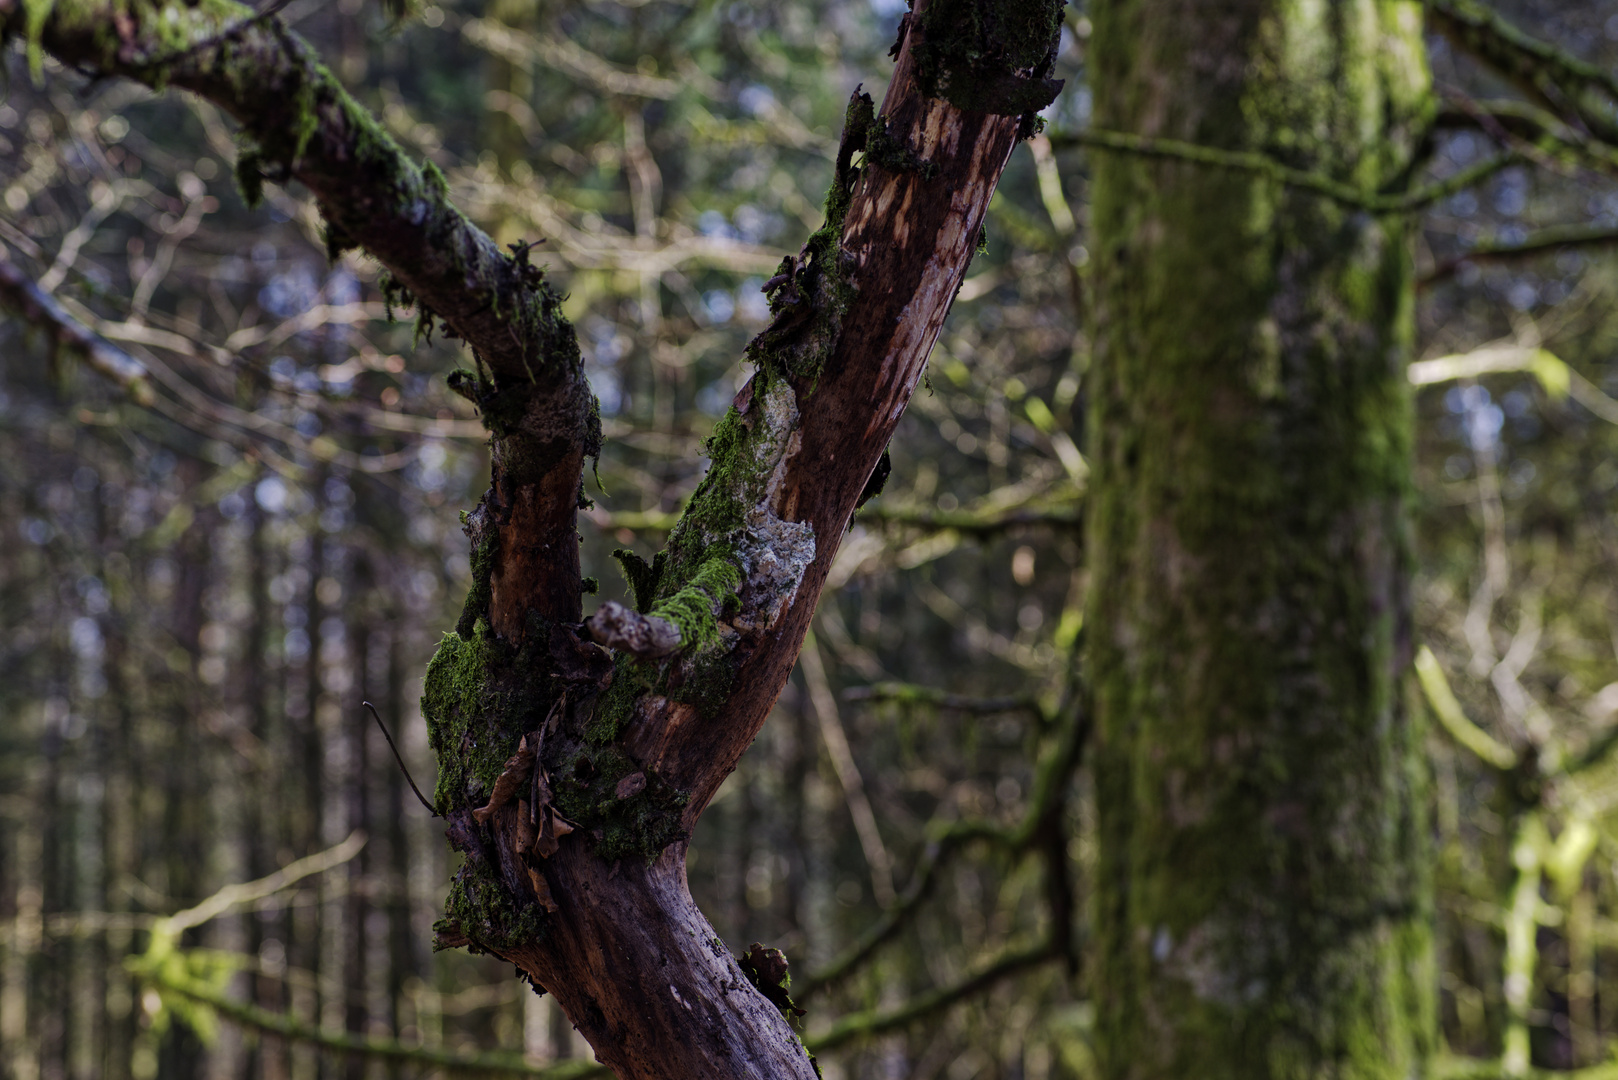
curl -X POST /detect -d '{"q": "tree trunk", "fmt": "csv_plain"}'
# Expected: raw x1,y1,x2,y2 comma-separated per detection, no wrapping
1086,2,1435,1077
9,0,1066,1072
436,7,1067,1072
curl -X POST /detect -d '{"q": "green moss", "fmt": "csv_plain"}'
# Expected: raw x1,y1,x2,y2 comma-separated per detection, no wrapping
611,548,668,612
23,0,54,85
587,377,813,744
442,856,546,952
233,144,268,209
585,657,650,743
864,115,938,178
743,92,871,385
421,622,501,814
648,556,741,653
420,611,549,816
455,510,497,638
551,744,690,862
422,158,449,196
377,271,415,322
322,218,358,262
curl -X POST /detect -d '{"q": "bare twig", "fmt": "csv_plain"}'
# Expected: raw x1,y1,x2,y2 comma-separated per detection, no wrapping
145,969,604,1078
843,682,1044,718
363,701,437,816
1049,127,1520,212
803,633,895,909
584,600,681,659
806,940,1058,1053
161,831,366,935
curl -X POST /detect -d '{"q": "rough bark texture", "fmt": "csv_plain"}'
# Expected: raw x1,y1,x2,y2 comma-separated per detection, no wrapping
1,1,1065,1076
437,6,1063,1074
1086,1,1435,1077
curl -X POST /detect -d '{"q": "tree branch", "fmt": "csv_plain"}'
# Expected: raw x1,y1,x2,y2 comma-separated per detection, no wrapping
1421,222,1618,286
805,940,1059,1054
144,971,605,1079
2,0,581,388
798,690,1087,997
1048,127,1521,211
843,682,1046,717
856,499,1082,535
0,252,153,403
1428,0,1618,145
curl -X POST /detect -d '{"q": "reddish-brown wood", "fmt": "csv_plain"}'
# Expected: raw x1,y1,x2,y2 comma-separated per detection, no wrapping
479,11,1046,1076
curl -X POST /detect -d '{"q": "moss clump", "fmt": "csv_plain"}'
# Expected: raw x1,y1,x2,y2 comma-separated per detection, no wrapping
648,556,741,652
552,745,690,862
911,0,1065,126
422,158,449,196
865,116,938,178
421,596,552,815
454,505,498,638
421,620,508,813
442,856,546,952
611,548,668,613
587,377,814,743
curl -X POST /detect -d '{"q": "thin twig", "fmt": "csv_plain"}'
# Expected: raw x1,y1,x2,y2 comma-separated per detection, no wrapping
364,701,437,816
0,252,152,402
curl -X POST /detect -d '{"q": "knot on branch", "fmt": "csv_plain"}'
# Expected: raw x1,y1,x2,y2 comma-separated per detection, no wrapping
585,600,681,659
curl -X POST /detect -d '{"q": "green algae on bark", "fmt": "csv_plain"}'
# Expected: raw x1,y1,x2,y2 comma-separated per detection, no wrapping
1086,0,1435,1076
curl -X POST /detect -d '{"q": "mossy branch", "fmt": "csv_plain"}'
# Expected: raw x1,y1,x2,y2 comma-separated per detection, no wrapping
143,970,606,1079
1439,90,1618,174
1415,646,1518,771
856,499,1081,535
805,940,1059,1053
1421,222,1618,287
0,253,153,404
1,0,579,386
1428,0,1618,145
843,682,1045,717
1048,127,1520,212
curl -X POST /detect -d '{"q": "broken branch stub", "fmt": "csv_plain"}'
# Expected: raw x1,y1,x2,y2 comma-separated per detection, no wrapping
585,599,682,659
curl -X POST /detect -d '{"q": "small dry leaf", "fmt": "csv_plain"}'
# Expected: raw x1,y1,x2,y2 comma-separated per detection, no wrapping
473,734,536,825
516,797,537,854
527,866,558,913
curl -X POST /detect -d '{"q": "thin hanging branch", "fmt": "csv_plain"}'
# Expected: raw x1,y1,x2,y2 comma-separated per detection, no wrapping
363,701,437,816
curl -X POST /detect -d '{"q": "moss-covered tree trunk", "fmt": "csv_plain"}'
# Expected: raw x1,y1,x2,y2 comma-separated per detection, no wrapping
1086,2,1436,1076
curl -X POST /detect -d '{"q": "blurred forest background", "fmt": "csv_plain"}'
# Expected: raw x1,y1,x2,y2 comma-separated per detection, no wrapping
5,1,1618,1078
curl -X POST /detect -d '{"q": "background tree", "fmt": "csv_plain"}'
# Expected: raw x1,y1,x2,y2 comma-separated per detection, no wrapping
1085,2,1436,1076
